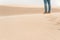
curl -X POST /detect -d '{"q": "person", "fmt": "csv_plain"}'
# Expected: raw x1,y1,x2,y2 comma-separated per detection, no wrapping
44,0,51,13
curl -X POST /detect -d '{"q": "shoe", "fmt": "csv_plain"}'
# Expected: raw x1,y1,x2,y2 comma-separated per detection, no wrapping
44,12,47,14
48,11,50,13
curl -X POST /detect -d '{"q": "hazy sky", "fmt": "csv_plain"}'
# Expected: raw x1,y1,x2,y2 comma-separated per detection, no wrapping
0,0,60,6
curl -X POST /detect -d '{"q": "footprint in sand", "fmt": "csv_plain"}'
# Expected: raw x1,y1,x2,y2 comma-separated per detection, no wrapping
45,14,60,25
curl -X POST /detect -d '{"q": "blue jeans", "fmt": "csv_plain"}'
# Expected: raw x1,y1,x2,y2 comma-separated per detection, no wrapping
44,0,51,12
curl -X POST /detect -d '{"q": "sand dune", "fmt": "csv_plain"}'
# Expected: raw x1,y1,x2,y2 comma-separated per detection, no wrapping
0,5,60,40
0,5,60,16
0,13,60,40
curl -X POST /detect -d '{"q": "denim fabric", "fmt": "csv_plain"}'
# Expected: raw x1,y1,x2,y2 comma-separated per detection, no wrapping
44,0,51,12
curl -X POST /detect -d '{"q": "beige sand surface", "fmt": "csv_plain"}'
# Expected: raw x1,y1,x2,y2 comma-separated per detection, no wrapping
0,6,60,40
0,13,60,40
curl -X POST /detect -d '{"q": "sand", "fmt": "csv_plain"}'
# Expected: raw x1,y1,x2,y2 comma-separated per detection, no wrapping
0,5,60,16
0,5,60,40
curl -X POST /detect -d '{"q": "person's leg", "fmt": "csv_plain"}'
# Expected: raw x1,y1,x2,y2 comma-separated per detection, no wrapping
47,0,51,13
44,0,47,13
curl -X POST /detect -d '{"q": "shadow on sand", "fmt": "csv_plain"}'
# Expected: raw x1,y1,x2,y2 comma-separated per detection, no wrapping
0,5,60,16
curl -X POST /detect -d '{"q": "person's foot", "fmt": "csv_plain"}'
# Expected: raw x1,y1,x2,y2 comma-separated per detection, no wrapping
44,12,47,14
48,11,50,13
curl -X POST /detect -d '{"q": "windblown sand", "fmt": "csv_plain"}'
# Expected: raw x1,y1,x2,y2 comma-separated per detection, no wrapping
0,6,60,40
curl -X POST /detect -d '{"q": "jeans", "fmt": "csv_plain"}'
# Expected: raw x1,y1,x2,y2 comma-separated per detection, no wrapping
44,0,51,12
